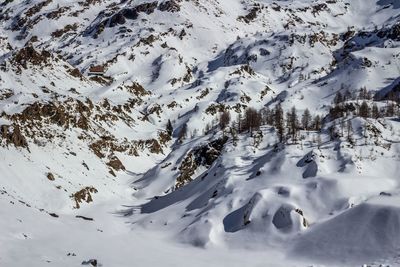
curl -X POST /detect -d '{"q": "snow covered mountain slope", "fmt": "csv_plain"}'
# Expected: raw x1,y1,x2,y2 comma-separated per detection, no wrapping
0,0,400,266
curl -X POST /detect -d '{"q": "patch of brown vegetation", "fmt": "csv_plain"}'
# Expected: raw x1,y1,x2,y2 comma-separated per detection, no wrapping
89,75,113,85
13,46,51,70
106,155,125,171
51,23,78,38
230,65,255,76
147,103,162,117
182,66,192,82
311,3,328,16
205,103,228,115
25,0,52,17
123,82,150,97
167,101,180,109
238,7,260,23
89,133,166,161
68,68,82,78
169,65,193,86
309,31,339,47
138,34,158,46
0,124,28,148
158,131,171,146
12,99,91,131
240,93,251,103
260,85,272,100
0,89,14,100
45,6,71,19
196,88,210,100
71,186,98,209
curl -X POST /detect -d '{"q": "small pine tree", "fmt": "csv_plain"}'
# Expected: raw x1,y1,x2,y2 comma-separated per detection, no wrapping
313,115,322,131
359,101,370,117
388,91,397,102
372,104,380,119
274,104,285,143
344,89,352,101
219,110,231,131
289,106,299,141
178,123,188,143
261,107,272,125
334,91,343,105
285,111,291,140
242,107,262,136
340,117,345,137
329,121,337,140
386,102,395,117
358,87,368,100
301,108,311,130
346,120,354,145
237,112,242,132
166,119,173,136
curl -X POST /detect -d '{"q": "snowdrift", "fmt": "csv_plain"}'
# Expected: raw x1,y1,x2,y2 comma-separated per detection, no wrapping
290,198,400,265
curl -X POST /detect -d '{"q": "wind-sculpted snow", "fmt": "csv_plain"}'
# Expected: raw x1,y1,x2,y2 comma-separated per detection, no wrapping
290,199,400,265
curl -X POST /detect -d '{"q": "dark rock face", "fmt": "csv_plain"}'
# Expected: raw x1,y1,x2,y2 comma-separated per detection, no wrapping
194,137,228,166
339,22,400,60
12,100,91,130
238,7,260,23
0,124,28,148
13,46,51,69
388,23,400,40
82,259,98,266
75,215,94,221
104,2,158,28
106,155,126,171
159,0,181,12
47,172,55,181
135,2,159,14
176,136,228,188
71,186,98,209
109,9,138,27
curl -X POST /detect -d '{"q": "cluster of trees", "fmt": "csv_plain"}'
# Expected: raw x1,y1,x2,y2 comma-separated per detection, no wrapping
330,88,400,120
165,86,399,145
333,87,372,104
217,105,322,143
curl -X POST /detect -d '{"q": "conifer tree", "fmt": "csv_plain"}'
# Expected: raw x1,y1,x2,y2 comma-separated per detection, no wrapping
287,106,299,141
301,108,311,130
372,103,380,119
219,110,231,131
178,123,187,143
313,115,322,131
242,108,261,136
166,119,173,136
359,101,370,118
334,91,343,105
347,120,354,144
274,104,285,143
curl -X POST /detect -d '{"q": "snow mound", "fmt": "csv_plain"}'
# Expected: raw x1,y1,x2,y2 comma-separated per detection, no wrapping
290,199,400,265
